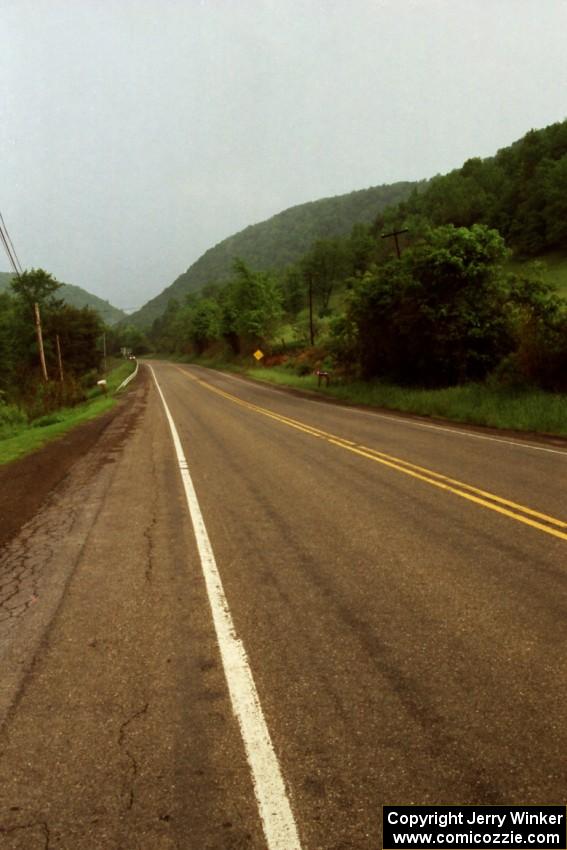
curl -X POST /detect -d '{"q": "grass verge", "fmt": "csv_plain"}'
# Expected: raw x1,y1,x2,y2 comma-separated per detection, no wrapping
0,360,137,465
200,362,567,438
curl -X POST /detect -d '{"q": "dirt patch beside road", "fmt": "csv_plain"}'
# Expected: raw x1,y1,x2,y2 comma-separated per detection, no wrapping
0,367,150,550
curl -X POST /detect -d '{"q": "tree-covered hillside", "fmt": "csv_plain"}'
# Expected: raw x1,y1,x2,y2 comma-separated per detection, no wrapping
0,272,126,325
383,118,567,257
146,119,567,397
127,181,419,328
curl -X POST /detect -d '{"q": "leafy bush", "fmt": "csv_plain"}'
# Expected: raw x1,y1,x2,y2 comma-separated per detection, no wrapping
513,312,567,392
33,413,64,428
339,224,514,385
0,402,27,438
24,377,87,421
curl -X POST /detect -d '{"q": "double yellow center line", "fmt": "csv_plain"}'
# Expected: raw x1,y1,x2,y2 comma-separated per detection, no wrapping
176,367,567,543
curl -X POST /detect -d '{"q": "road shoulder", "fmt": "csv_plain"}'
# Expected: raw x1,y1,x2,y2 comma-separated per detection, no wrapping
0,369,150,551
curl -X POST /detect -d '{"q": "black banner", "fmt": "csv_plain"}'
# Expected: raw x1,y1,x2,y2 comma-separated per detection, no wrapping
383,806,567,849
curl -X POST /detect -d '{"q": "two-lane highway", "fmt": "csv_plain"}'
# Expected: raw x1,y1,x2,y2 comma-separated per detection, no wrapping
155,362,566,848
1,361,565,849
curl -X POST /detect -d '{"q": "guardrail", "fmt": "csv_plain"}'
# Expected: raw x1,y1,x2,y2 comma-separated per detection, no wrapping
116,359,139,392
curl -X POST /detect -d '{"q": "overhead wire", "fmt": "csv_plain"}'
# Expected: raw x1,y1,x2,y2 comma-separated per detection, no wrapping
0,227,19,277
0,212,23,276
0,211,23,277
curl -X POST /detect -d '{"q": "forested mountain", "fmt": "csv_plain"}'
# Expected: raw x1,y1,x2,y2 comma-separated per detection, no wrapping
385,119,567,256
0,272,126,325
127,181,419,328
130,117,567,332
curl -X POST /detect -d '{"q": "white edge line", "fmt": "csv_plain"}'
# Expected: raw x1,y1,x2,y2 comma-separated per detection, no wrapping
116,359,139,391
187,364,567,458
148,365,302,850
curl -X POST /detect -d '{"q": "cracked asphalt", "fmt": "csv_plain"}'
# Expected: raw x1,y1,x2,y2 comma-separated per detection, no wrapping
0,361,566,849
0,368,262,849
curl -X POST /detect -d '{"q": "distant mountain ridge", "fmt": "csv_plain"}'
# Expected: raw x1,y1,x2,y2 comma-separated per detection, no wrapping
127,181,419,328
0,272,126,325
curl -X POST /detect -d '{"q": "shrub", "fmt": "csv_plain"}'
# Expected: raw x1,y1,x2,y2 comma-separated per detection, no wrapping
23,377,87,421
0,402,27,438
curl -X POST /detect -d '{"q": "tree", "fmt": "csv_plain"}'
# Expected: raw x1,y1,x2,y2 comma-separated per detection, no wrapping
281,265,305,316
0,292,18,397
7,269,64,383
501,264,567,391
116,324,151,356
187,299,222,354
10,268,62,313
228,259,283,350
342,224,516,385
345,223,377,276
543,154,567,247
218,282,240,354
46,305,104,375
148,298,180,353
300,238,346,315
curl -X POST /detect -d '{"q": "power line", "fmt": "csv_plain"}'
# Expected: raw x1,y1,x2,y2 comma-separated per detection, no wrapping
0,212,23,274
0,227,20,277
0,211,23,277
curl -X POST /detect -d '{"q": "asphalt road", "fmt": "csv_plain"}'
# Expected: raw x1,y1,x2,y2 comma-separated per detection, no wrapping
0,361,565,849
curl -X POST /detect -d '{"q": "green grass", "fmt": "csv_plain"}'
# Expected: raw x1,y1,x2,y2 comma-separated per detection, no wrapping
508,250,567,298
233,366,567,438
0,360,137,465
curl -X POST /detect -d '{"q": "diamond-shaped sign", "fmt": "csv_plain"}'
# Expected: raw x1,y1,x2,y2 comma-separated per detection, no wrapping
253,349,264,361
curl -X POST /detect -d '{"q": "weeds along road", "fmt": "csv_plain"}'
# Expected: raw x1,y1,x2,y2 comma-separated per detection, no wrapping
0,360,566,850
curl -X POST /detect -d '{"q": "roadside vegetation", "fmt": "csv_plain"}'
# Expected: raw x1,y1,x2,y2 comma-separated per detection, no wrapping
140,119,567,438
4,120,567,444
0,269,140,463
0,359,135,464
126,181,418,329
234,368,567,437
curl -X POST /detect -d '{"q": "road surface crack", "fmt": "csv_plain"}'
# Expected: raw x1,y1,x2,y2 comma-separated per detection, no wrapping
0,505,77,635
143,513,158,584
118,702,149,811
143,438,160,584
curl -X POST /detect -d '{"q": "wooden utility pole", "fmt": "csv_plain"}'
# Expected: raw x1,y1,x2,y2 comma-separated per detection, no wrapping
381,227,409,259
55,334,64,383
308,277,315,346
102,331,107,373
34,302,49,382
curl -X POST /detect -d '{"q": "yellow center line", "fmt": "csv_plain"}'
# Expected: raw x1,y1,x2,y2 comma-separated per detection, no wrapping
174,366,567,543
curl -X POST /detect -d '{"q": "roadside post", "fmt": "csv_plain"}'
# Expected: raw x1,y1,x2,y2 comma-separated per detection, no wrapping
55,334,64,383
34,302,49,382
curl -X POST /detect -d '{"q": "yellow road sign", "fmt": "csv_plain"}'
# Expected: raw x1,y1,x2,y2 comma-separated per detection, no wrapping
253,349,264,361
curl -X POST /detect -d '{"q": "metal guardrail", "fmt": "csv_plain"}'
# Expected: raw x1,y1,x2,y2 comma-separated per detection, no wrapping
116,359,139,392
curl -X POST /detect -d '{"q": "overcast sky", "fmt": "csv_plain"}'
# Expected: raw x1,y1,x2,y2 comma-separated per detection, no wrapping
2,0,567,310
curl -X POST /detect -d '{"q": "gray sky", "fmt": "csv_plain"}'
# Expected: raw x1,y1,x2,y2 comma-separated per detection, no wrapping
2,0,567,311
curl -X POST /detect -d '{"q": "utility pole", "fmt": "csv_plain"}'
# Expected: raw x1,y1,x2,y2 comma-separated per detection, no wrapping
382,227,409,259
55,334,64,383
102,331,107,373
308,277,314,347
34,302,49,382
